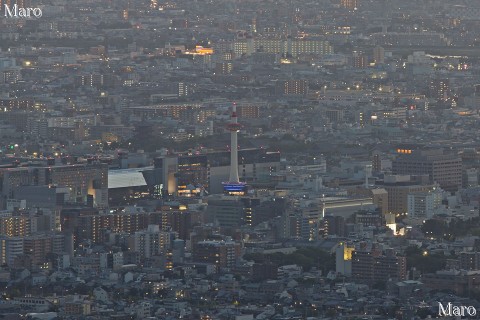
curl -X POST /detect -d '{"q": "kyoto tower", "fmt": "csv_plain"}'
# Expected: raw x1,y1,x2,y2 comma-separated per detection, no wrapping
223,103,247,195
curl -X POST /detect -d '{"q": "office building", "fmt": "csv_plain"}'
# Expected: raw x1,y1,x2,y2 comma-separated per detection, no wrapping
355,209,384,228
392,149,462,192
320,197,374,219
45,164,108,207
13,185,69,210
207,196,249,227
108,168,151,205
153,156,179,196
382,177,434,215
347,187,389,215
371,188,389,215
0,163,108,209
155,148,280,195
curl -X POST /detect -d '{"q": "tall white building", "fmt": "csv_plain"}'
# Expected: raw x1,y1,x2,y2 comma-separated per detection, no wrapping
407,189,443,219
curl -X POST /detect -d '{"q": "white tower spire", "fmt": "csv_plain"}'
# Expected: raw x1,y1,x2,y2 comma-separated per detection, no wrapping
223,102,247,195
228,103,240,183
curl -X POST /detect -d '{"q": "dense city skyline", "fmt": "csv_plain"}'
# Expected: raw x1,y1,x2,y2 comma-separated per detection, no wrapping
1,0,480,319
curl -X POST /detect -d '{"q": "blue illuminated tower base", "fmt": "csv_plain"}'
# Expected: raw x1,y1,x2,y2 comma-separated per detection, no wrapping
222,181,248,196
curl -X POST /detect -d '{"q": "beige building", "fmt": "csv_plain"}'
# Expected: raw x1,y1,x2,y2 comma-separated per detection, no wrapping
384,184,434,214
392,149,462,192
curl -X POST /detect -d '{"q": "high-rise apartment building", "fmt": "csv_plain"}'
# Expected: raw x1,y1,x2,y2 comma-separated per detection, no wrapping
351,243,406,283
372,152,382,172
24,233,64,265
193,240,241,270
230,38,333,57
161,210,195,240
373,46,385,64
429,78,450,102
323,215,345,237
352,51,368,68
474,84,480,109
214,62,233,75
336,242,354,276
287,39,334,57
236,105,260,119
133,225,173,259
0,233,64,266
0,213,31,237
459,252,480,271
407,190,443,218
275,79,309,96
0,210,55,237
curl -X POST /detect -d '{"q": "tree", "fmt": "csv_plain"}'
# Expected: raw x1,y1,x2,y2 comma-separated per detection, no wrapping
244,247,335,272
372,281,386,290
421,219,447,239
405,245,447,273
